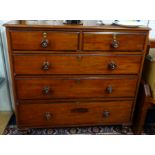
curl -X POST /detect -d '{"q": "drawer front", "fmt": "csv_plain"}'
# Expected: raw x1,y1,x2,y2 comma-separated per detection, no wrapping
18,101,132,127
11,31,79,51
14,54,142,75
16,76,138,99
83,32,146,51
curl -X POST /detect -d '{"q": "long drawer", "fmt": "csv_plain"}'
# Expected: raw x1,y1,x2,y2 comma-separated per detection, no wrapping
10,31,79,51
13,54,142,75
15,76,138,99
17,101,132,127
83,32,146,51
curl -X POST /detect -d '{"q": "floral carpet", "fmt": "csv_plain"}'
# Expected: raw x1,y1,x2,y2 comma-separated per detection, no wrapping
4,125,134,135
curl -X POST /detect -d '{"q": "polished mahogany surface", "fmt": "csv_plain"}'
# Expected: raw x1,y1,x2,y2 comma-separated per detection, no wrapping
13,54,142,75
4,20,150,31
18,101,132,127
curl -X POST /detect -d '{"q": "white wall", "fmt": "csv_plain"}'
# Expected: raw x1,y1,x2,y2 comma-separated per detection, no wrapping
0,84,12,111
0,20,12,111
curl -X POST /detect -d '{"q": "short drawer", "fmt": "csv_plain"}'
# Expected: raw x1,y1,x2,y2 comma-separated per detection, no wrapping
18,101,132,127
13,54,142,75
10,31,79,51
83,32,146,51
15,76,138,100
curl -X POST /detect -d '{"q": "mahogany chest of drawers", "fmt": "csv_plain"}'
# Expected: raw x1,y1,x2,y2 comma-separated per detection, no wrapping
4,21,150,130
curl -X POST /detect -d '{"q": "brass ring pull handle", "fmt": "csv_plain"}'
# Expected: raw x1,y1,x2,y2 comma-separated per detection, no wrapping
108,62,117,70
42,61,50,70
111,39,119,48
41,39,49,48
42,86,51,95
103,111,110,118
106,86,113,94
44,112,53,120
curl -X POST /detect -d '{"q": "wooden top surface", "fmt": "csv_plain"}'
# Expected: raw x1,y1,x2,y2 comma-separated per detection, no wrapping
3,20,150,31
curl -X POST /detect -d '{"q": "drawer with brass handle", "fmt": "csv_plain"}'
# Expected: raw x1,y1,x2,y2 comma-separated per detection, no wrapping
83,32,146,51
18,101,132,127
15,76,138,100
13,54,142,75
10,31,79,51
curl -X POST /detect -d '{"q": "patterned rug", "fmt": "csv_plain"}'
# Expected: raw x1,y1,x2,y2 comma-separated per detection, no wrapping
4,125,134,135
3,114,153,135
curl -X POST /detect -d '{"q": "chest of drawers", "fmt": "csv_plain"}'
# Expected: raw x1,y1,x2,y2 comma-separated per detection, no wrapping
4,21,150,129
